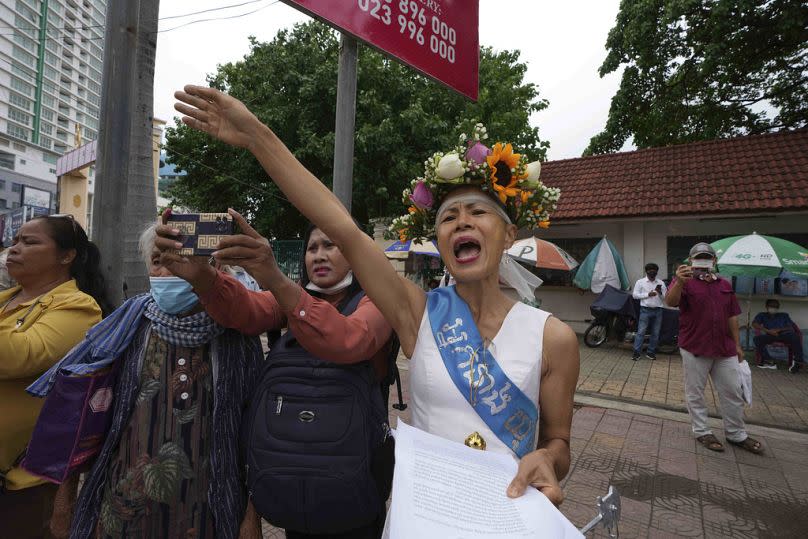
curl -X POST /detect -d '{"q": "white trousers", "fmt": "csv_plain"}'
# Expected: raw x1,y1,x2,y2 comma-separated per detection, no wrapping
681,348,748,443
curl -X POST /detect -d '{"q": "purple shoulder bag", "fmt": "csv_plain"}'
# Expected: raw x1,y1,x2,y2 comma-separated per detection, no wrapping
21,365,117,484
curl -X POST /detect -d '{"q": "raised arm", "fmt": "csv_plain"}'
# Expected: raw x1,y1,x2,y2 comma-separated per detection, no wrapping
665,265,692,307
174,85,425,355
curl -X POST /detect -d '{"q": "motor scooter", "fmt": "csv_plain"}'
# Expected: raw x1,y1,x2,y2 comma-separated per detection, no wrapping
583,285,678,354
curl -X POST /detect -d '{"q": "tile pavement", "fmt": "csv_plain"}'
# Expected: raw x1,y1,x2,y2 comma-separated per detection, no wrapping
577,339,808,432
561,406,808,538
263,351,808,538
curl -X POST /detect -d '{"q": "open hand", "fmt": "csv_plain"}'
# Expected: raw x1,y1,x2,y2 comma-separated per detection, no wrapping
506,448,564,506
174,85,263,150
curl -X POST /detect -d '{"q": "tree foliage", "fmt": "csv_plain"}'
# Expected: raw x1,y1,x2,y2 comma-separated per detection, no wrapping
585,0,808,155
164,21,548,238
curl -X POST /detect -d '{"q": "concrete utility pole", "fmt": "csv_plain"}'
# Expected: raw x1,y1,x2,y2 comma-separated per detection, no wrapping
92,0,159,306
332,34,358,212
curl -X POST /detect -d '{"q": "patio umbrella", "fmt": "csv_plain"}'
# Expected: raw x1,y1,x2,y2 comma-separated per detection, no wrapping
506,238,579,271
384,239,440,260
709,233,808,349
573,237,630,293
712,233,808,278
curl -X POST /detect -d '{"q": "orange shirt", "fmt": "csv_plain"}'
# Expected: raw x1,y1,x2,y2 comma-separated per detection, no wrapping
197,271,393,380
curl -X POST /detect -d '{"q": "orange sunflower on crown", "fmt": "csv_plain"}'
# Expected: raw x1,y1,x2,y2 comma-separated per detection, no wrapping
386,123,561,242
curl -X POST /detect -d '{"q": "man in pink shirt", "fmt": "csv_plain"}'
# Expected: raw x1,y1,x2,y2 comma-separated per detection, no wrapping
666,242,763,454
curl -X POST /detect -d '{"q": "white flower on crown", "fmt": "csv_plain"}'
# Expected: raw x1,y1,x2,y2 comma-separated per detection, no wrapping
436,152,465,181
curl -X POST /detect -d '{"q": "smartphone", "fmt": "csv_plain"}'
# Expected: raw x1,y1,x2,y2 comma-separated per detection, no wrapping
692,266,709,279
166,212,233,256
655,284,663,293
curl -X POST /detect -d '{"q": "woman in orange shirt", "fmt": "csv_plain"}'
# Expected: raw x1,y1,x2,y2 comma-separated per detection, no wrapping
158,214,395,539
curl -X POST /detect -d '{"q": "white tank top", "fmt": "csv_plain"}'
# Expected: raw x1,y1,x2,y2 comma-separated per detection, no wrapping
409,300,550,458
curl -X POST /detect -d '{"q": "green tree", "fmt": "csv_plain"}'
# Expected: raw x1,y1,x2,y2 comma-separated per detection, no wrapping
585,0,808,155
165,21,548,238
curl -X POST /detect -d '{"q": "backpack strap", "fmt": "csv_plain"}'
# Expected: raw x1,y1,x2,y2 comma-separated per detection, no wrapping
338,290,365,316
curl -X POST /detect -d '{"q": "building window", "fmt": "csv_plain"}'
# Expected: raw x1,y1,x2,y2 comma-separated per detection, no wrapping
7,124,30,141
43,152,58,164
12,201,21,209
0,199,6,209
8,107,31,126
12,182,22,193
19,159,26,165
11,62,34,82
12,45,35,67
9,92,31,111
0,152,16,170
0,180,5,189
49,168,57,174
10,76,33,96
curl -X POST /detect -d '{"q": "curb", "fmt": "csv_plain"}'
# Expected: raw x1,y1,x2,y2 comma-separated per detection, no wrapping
575,392,808,444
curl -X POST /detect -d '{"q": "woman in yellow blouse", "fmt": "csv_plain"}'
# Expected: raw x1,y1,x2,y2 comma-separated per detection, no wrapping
0,215,109,538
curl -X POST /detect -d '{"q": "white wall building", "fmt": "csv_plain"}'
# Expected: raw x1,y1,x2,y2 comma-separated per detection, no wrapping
535,129,808,334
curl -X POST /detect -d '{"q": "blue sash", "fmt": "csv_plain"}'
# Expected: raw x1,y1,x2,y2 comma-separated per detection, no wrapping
427,287,538,458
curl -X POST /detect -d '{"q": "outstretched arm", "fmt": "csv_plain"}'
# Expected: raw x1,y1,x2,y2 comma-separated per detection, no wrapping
174,85,425,354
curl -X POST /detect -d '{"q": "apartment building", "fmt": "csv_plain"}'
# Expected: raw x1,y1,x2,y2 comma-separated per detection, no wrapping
0,0,105,211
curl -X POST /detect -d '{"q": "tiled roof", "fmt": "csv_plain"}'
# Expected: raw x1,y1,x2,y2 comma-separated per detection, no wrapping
541,129,808,221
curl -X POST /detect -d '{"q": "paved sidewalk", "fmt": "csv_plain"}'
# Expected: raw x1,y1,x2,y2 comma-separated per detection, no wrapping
562,405,808,538
578,340,808,432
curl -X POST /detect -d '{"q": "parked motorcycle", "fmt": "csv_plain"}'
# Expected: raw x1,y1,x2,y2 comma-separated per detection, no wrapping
583,284,679,354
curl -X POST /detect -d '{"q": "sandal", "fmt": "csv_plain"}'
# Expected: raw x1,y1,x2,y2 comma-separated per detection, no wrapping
696,434,725,452
728,436,764,454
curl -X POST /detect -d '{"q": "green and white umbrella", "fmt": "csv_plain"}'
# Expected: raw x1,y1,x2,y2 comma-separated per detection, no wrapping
712,233,808,278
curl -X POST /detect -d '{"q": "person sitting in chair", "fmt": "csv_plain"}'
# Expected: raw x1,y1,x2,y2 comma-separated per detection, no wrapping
752,299,804,373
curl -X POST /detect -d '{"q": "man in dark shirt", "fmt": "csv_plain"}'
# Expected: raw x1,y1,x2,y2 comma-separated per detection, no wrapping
666,242,763,455
752,299,803,373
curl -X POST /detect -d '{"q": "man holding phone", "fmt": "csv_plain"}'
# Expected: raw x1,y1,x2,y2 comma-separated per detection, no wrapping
666,242,763,454
631,262,667,360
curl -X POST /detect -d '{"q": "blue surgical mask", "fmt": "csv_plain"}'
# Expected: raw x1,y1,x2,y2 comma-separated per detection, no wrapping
149,276,199,315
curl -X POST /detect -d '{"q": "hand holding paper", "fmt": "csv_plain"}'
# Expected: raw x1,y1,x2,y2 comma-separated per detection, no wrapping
387,422,583,539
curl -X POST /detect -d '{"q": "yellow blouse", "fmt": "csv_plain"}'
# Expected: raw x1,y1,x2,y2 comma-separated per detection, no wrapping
0,279,101,490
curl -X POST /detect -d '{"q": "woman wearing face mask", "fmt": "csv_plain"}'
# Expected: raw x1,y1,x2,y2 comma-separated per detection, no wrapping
172,86,579,514
155,212,396,539
0,215,107,538
53,223,264,539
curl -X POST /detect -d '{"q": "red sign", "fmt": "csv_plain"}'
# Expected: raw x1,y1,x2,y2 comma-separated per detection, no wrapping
283,0,479,100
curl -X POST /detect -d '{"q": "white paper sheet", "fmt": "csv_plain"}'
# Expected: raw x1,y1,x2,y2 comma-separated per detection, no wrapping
387,422,583,539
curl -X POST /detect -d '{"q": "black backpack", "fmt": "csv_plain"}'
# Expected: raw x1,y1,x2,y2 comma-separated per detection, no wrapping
242,291,395,534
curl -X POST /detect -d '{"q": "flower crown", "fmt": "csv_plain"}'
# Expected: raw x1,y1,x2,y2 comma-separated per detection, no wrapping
386,123,561,242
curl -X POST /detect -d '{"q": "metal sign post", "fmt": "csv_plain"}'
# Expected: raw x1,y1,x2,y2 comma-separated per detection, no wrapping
332,34,359,212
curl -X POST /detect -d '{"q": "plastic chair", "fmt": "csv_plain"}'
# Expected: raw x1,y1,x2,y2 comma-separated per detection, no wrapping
753,322,803,368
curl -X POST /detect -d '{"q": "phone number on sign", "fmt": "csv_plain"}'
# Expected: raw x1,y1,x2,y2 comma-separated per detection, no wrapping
357,0,458,64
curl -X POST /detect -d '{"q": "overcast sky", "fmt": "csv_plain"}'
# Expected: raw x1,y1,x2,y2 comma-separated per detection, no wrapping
154,0,625,161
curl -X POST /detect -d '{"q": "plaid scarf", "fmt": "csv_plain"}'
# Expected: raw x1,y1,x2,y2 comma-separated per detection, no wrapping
143,301,224,347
